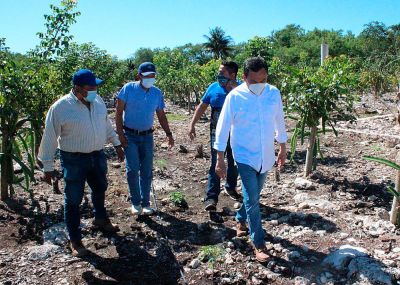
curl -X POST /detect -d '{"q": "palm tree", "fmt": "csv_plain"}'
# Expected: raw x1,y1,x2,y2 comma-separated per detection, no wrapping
203,27,233,59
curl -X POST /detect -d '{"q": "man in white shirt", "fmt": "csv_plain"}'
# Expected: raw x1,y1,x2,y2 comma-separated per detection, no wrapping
38,69,124,257
214,57,288,263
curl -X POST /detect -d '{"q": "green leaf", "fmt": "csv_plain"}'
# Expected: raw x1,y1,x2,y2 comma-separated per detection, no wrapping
363,156,400,170
10,154,35,181
387,186,400,198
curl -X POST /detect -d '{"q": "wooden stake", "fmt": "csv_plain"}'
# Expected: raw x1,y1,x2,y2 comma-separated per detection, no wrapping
390,148,400,225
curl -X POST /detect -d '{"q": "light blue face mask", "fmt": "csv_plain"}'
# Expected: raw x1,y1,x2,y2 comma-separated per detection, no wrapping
84,90,97,102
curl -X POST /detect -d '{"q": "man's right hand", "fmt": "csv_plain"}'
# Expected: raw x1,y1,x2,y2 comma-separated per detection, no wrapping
42,171,54,185
215,158,227,179
119,134,128,148
188,126,196,141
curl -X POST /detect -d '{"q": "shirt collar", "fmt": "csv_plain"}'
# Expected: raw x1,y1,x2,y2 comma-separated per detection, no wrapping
69,89,79,102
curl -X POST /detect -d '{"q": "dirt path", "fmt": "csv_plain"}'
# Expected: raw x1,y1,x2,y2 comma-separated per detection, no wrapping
0,95,400,285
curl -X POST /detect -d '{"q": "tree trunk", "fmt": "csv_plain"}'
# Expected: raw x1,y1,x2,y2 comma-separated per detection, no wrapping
187,93,191,114
304,126,317,177
390,153,400,225
0,127,10,201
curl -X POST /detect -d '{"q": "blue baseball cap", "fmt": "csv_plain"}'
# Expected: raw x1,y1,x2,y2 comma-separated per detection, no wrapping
138,62,156,76
72,69,103,86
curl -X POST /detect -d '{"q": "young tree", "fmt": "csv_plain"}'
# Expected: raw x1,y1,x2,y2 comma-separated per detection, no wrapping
284,56,358,176
0,0,79,200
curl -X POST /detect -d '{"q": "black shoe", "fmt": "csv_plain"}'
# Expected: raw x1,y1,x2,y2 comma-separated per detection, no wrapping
209,212,224,223
224,188,242,201
204,199,217,211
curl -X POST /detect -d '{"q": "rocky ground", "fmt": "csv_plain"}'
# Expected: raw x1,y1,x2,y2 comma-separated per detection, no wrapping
0,93,400,285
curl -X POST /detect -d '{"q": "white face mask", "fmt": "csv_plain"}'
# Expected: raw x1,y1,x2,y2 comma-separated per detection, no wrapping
142,78,156,88
248,83,265,96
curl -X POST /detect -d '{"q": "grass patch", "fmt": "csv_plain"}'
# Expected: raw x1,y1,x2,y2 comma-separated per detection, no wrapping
155,159,168,170
166,113,186,121
199,245,225,265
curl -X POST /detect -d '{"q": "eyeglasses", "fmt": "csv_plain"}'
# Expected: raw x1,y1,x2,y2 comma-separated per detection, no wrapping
217,75,230,84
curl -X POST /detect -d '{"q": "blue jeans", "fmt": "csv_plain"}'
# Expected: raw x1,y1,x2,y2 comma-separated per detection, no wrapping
206,132,238,202
124,132,153,207
235,162,267,248
60,150,108,242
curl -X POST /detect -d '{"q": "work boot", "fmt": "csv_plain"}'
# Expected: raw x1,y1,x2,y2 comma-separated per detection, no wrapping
93,218,119,232
254,245,271,263
236,221,248,237
69,240,88,257
204,198,217,211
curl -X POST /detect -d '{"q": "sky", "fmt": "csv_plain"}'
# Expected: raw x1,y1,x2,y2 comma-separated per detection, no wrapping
0,0,399,59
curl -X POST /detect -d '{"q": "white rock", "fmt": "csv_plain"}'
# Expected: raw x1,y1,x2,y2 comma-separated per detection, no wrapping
294,178,314,190
382,259,396,267
322,245,368,271
294,276,311,285
270,220,279,226
294,193,310,203
221,278,232,284
299,202,310,209
346,238,357,243
43,222,69,246
392,247,400,253
368,195,378,202
27,244,62,261
374,249,386,257
369,229,383,237
189,258,201,269
347,257,393,285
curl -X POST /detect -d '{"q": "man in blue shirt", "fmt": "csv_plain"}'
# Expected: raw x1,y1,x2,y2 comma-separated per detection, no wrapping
116,62,174,216
188,61,241,212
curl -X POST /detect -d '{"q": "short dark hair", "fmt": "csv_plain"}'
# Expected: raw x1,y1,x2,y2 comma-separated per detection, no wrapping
221,60,239,76
243,57,268,77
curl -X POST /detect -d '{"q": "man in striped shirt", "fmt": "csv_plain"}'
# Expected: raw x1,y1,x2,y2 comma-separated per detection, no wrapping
38,69,124,257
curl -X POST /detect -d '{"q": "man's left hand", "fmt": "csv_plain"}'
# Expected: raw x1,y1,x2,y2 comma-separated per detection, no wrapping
115,146,125,162
167,135,174,150
276,148,287,170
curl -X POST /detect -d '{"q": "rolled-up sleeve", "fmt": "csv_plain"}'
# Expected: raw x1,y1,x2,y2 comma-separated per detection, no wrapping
274,93,288,143
38,106,60,172
213,94,233,152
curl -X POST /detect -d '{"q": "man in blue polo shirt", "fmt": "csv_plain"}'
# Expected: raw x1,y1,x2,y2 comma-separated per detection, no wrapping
188,61,241,211
116,62,174,216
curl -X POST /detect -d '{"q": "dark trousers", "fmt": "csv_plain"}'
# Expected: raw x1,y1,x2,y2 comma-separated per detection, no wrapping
60,150,108,242
206,132,238,202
